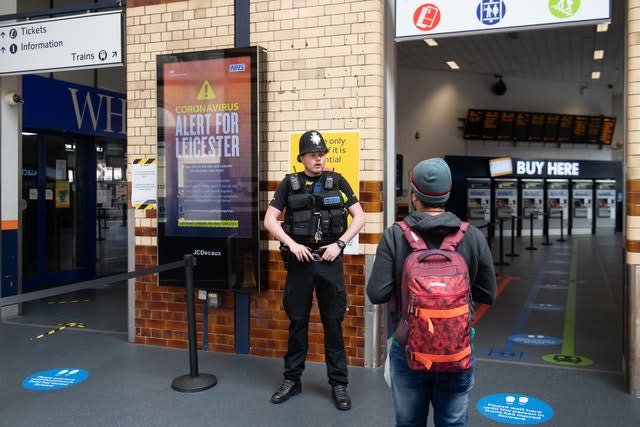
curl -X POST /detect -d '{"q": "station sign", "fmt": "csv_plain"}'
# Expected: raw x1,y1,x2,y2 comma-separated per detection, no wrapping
0,11,123,76
396,1,610,40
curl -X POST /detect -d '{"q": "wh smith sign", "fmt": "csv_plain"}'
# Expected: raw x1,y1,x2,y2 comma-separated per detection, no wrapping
23,74,126,139
396,0,611,40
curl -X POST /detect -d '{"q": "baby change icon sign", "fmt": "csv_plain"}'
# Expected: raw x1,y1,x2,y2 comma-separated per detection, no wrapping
477,393,553,424
23,368,89,390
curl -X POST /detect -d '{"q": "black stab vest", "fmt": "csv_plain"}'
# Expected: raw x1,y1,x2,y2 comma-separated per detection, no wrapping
282,172,348,246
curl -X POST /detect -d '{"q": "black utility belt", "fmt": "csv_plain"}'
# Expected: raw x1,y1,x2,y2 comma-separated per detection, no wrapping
292,240,337,249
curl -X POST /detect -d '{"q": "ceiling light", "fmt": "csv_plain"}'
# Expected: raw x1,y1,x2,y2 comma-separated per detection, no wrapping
446,61,460,70
596,23,609,32
591,71,601,80
593,50,604,60
424,39,438,47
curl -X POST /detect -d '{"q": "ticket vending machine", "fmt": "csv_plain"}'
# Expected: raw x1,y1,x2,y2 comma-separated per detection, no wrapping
520,179,544,236
571,179,594,234
466,178,491,228
595,179,616,233
545,179,569,235
494,178,518,235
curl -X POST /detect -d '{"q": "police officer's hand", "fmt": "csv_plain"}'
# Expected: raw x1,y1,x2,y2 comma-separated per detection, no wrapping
320,242,342,262
289,242,313,262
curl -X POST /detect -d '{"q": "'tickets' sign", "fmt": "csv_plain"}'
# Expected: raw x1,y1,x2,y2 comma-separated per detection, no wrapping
156,47,265,291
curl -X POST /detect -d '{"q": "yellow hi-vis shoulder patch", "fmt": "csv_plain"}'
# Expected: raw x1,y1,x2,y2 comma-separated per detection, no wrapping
197,80,216,100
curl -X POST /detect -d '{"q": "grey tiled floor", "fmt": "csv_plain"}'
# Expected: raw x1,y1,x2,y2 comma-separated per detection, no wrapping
2,233,640,426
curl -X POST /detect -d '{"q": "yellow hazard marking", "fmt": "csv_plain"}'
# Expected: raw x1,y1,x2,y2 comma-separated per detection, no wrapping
135,202,154,210
197,80,216,100
133,158,156,165
35,322,86,340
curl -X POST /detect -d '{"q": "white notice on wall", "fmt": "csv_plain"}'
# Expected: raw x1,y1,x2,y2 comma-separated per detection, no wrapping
131,159,157,208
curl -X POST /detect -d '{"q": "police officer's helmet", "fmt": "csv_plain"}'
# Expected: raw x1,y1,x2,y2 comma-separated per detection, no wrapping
298,130,328,160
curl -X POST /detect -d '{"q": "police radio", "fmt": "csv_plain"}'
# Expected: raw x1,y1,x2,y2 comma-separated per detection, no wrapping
290,167,301,191
324,169,335,190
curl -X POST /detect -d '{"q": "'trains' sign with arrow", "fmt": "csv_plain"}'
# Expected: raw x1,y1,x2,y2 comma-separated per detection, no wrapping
0,10,123,76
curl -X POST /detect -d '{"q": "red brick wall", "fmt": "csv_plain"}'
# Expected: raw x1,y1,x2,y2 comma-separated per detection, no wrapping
134,181,383,367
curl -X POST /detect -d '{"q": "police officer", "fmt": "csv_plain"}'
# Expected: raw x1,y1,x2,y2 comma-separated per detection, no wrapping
263,130,365,411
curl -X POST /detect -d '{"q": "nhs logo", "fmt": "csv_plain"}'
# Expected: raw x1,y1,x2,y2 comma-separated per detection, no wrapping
229,63,246,72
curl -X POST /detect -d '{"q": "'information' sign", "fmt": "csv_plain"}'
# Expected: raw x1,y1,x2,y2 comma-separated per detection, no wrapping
0,11,123,76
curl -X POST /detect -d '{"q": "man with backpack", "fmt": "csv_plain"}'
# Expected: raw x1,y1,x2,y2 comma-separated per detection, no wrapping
367,158,496,427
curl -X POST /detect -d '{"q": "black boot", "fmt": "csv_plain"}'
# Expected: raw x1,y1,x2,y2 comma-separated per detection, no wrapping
332,385,352,411
270,379,301,404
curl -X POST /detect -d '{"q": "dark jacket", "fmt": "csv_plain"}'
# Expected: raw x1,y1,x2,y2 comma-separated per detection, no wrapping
366,211,497,329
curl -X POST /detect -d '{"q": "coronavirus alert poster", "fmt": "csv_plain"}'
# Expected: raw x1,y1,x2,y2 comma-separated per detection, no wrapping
161,55,253,239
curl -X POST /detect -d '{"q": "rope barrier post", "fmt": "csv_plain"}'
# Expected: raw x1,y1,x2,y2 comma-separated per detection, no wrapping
557,209,567,242
506,215,519,257
542,211,552,246
494,217,509,266
525,212,537,250
171,254,217,392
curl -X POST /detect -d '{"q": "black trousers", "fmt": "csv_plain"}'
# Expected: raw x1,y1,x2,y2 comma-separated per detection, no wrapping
282,255,348,386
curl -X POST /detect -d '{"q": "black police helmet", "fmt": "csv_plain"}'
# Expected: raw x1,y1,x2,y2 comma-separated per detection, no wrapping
298,130,328,160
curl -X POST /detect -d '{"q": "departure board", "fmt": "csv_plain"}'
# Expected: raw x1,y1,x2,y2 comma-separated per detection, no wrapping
463,109,484,139
557,115,574,142
586,116,602,144
572,116,587,142
513,112,530,141
481,110,499,140
543,114,560,142
527,113,545,141
600,117,615,145
463,109,615,145
497,111,515,140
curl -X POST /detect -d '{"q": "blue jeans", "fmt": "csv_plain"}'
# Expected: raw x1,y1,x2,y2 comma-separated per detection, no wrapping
389,340,474,427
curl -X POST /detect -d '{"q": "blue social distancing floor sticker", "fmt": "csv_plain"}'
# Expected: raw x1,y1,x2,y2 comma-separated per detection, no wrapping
508,334,562,346
477,393,553,424
23,368,88,390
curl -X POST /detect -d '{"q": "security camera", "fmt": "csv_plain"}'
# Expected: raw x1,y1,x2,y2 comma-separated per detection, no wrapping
4,93,23,105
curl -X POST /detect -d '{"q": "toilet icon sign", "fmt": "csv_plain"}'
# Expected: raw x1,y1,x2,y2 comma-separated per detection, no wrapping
23,368,89,390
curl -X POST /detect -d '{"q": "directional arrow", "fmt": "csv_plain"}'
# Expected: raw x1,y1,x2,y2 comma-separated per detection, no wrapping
112,51,118,58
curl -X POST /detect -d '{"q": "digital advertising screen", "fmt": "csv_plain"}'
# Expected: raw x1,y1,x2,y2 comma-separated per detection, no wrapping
156,47,265,291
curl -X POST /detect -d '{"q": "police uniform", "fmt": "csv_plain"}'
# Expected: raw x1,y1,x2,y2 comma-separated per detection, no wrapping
269,170,358,387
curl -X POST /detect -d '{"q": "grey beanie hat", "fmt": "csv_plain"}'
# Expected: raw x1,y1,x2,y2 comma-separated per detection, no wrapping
410,158,452,204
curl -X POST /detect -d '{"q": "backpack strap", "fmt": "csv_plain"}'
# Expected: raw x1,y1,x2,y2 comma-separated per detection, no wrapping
440,221,469,251
409,345,472,370
395,220,428,251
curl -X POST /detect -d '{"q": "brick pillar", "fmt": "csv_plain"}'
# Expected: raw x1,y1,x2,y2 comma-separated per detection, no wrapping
626,0,640,398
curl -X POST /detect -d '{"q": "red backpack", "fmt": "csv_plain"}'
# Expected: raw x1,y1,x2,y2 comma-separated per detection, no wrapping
395,220,472,372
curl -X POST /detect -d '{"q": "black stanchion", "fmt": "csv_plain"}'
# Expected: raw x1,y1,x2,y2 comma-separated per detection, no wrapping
542,211,552,246
97,208,104,241
557,210,567,242
525,213,537,250
494,218,509,266
171,254,217,392
506,216,519,258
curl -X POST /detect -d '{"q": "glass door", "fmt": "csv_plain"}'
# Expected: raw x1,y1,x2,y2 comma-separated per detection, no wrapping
22,133,95,292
